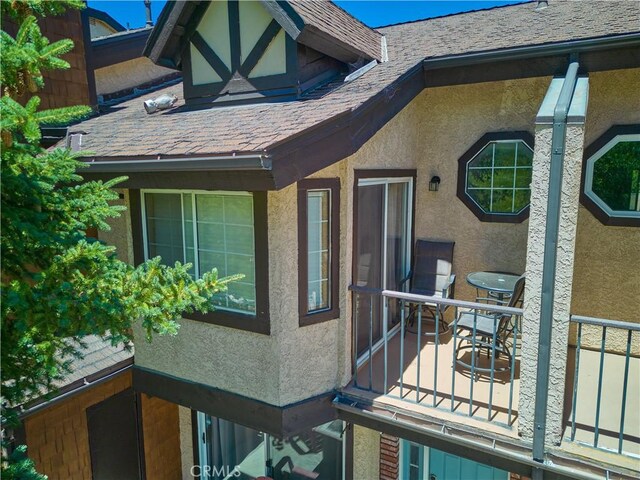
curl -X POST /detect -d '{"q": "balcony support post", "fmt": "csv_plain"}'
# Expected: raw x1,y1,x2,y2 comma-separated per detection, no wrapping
519,57,589,472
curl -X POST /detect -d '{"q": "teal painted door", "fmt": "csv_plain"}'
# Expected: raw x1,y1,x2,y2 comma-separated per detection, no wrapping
429,448,509,480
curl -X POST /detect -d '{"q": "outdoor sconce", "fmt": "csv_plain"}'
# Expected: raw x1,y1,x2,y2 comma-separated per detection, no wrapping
143,93,178,114
429,176,441,192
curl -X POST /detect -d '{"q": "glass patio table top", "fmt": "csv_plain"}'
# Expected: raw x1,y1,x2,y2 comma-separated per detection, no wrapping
466,271,521,294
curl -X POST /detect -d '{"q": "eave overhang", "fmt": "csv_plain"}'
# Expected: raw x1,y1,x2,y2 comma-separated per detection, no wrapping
81,32,640,192
92,28,153,69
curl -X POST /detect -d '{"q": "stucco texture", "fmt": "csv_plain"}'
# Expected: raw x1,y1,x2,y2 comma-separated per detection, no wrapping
352,425,381,480
97,189,134,264
571,68,640,328
410,77,551,302
518,124,586,444
95,57,176,96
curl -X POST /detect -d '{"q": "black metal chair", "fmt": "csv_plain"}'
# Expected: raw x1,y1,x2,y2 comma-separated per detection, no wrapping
400,239,456,335
454,275,525,373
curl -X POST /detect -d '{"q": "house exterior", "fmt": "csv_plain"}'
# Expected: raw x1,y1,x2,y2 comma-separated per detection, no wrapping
49,0,640,479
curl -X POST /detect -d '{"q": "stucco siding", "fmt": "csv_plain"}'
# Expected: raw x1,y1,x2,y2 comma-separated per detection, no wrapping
571,68,640,327
352,425,381,480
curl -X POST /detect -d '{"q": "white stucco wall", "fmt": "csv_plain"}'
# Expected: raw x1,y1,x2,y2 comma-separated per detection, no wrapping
352,425,380,480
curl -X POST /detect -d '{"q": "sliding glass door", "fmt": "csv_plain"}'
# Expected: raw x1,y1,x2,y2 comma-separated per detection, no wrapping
195,413,345,480
354,176,413,359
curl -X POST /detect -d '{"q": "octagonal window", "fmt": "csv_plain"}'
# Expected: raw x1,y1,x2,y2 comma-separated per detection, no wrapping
458,132,534,222
585,133,640,223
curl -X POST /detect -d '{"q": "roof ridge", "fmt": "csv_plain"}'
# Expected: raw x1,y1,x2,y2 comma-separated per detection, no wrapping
329,0,383,35
376,0,532,30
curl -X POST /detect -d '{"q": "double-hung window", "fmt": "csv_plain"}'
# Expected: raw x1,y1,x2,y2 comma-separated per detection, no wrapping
298,179,340,325
142,190,256,315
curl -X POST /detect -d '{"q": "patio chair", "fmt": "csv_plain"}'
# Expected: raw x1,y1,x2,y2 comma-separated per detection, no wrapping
399,239,456,335
454,275,525,373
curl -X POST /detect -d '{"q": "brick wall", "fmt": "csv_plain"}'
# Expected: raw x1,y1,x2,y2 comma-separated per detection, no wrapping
23,371,132,480
3,9,92,108
380,433,399,480
141,393,182,480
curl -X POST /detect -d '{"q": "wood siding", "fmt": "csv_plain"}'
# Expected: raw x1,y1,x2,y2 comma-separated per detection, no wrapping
23,372,131,480
141,394,182,480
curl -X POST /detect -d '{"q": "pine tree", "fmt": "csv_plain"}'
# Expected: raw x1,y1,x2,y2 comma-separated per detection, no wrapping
1,2,236,477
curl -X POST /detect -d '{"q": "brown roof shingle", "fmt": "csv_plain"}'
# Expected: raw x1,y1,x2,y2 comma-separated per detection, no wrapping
74,1,640,162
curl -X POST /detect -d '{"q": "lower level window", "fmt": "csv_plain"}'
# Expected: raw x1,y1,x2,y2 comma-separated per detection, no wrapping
400,440,509,480
142,190,256,314
195,413,344,479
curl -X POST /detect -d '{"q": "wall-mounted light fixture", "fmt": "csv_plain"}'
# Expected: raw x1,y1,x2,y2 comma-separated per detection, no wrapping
429,175,441,192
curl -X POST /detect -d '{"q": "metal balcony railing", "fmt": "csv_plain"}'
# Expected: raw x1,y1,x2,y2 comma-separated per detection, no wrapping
566,315,640,457
350,285,523,428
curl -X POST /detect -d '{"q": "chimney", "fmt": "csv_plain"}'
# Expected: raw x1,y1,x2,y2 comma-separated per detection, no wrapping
144,0,153,27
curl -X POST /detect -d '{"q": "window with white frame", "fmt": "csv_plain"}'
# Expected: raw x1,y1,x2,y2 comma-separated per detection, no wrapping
142,190,256,315
297,178,340,325
465,139,533,215
584,133,640,220
307,189,331,312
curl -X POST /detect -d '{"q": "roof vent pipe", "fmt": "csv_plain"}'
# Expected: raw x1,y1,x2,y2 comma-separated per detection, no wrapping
535,0,549,11
144,0,153,27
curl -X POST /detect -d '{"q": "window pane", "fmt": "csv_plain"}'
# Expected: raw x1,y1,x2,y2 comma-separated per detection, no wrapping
144,192,184,266
469,144,494,168
494,142,517,167
592,141,640,212
465,139,532,214
467,168,492,188
307,190,330,312
196,193,256,314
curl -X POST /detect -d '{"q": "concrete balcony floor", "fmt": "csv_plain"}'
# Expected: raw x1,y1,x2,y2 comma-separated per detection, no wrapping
347,325,520,435
562,346,640,461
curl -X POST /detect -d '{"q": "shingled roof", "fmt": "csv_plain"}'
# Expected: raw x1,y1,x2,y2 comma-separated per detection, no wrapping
73,1,640,188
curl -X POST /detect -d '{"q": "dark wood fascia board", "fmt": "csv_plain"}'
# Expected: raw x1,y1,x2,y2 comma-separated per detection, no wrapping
81,170,277,191
334,400,533,478
579,124,640,227
18,357,134,418
424,46,640,88
456,131,535,224
297,25,378,64
143,1,187,65
91,29,153,70
260,0,304,40
133,366,336,437
268,64,424,189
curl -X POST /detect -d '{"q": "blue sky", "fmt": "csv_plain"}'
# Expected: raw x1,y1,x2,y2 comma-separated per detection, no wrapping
87,1,526,30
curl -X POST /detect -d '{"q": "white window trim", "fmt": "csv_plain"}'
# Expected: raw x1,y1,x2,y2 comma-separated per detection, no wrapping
464,139,534,216
584,133,640,219
307,188,332,314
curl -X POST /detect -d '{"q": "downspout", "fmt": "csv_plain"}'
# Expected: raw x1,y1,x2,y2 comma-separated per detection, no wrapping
531,56,579,477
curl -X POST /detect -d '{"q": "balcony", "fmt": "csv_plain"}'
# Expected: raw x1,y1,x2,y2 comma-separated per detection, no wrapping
344,288,640,465
344,287,522,435
562,315,640,461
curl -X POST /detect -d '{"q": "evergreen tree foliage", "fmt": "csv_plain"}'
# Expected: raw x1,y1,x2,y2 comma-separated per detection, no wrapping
1,2,237,477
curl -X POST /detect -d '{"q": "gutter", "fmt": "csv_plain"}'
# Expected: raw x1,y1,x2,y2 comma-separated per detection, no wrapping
334,396,612,480
82,152,272,173
422,32,640,70
531,57,580,478
18,358,133,419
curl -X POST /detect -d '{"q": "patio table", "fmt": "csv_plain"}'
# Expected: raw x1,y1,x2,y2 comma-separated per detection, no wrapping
466,271,521,303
